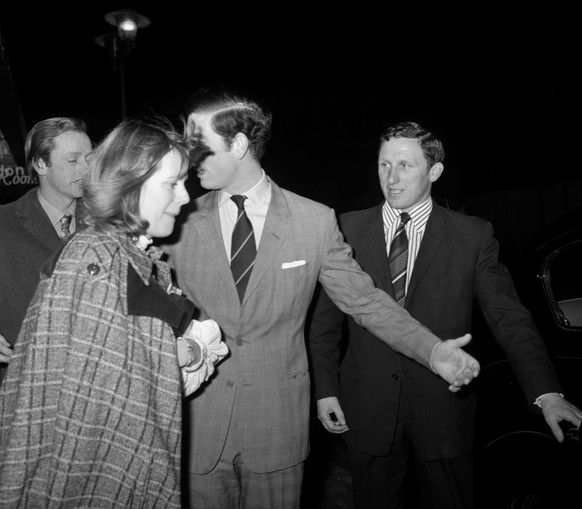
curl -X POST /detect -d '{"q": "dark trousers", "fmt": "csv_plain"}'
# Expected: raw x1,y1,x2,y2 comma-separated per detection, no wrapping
347,444,476,509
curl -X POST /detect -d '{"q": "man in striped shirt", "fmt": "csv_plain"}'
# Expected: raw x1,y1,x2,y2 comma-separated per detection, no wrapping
308,121,582,509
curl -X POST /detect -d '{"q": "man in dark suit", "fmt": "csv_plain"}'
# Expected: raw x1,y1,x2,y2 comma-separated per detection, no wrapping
308,121,582,509
0,117,92,384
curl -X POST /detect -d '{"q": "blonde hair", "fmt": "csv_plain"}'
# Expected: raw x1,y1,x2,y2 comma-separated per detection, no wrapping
84,117,192,235
24,117,88,176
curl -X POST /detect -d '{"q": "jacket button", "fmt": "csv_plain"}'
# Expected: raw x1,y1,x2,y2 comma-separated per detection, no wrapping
226,380,234,388
392,374,399,381
236,339,244,346
87,263,100,275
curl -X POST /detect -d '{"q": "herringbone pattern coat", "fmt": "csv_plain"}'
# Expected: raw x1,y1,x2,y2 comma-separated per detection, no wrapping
0,227,186,508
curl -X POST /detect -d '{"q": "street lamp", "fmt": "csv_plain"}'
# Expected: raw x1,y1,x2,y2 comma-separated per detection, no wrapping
95,9,151,119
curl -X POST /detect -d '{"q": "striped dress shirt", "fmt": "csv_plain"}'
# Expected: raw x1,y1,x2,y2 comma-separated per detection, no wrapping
382,197,433,295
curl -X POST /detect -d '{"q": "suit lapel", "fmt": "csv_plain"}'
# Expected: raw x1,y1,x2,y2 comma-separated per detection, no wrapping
242,181,291,304
17,189,61,251
406,203,446,304
358,207,395,295
194,192,237,292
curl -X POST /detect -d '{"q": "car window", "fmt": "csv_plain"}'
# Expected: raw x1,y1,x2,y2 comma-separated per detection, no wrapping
543,241,582,328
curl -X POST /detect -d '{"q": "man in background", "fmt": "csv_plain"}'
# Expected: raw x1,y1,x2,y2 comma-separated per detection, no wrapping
0,117,92,385
308,121,582,509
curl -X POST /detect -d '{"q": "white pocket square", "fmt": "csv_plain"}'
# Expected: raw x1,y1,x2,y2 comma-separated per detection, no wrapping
282,260,306,269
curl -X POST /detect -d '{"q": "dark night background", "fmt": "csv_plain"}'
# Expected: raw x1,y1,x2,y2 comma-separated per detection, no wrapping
2,5,582,507
1,2,582,266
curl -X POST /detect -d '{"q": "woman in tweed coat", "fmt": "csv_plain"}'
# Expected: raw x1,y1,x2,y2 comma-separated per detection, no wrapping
0,118,227,508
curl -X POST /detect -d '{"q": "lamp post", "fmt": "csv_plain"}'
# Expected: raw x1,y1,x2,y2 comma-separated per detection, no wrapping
95,9,150,119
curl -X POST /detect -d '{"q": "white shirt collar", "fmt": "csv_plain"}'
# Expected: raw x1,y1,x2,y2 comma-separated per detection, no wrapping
37,188,76,227
382,197,433,229
218,169,270,207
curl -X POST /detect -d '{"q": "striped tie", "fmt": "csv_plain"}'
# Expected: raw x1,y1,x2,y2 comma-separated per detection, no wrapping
230,195,256,302
60,213,73,242
388,212,411,306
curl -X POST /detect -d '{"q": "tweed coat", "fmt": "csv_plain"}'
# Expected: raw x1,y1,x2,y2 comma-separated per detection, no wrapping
308,202,561,460
164,178,444,475
0,226,189,508
0,188,85,385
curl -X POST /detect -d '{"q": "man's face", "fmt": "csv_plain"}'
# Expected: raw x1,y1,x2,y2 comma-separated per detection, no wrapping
37,130,92,202
378,137,442,212
186,112,240,192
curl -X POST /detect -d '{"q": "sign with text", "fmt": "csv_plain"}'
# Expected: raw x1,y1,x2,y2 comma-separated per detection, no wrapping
0,129,36,204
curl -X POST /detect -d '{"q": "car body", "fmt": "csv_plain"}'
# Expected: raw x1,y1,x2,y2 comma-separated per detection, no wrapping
475,205,582,509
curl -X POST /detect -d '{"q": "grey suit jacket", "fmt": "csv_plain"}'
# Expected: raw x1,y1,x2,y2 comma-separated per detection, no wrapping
164,179,442,473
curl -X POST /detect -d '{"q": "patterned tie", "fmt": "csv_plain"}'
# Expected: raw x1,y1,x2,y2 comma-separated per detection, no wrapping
60,213,73,242
230,195,257,302
388,212,411,306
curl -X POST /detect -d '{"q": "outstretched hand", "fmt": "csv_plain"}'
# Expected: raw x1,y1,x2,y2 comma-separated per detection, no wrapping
429,334,480,392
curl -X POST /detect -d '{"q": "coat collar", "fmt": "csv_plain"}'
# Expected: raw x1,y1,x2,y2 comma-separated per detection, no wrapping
117,233,159,286
15,188,88,250
357,205,394,293
242,179,291,303
405,203,446,303
127,263,194,336
361,202,446,306
15,188,62,251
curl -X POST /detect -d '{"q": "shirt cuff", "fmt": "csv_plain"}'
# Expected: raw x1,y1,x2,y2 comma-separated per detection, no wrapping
533,392,564,408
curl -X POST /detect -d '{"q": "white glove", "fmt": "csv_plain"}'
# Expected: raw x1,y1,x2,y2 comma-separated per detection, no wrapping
177,319,229,397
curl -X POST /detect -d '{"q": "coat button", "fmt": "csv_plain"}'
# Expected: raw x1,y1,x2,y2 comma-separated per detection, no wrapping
87,263,100,275
392,374,399,381
236,339,244,346
226,380,234,388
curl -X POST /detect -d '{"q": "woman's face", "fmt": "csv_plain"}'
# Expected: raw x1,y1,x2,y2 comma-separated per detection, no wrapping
139,149,190,238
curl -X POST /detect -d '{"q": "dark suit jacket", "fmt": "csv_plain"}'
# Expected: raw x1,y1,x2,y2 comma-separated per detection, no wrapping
308,201,561,460
0,188,84,385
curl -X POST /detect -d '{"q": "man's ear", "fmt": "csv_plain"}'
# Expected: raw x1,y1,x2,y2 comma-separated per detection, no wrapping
429,162,444,183
232,133,250,159
34,157,49,176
